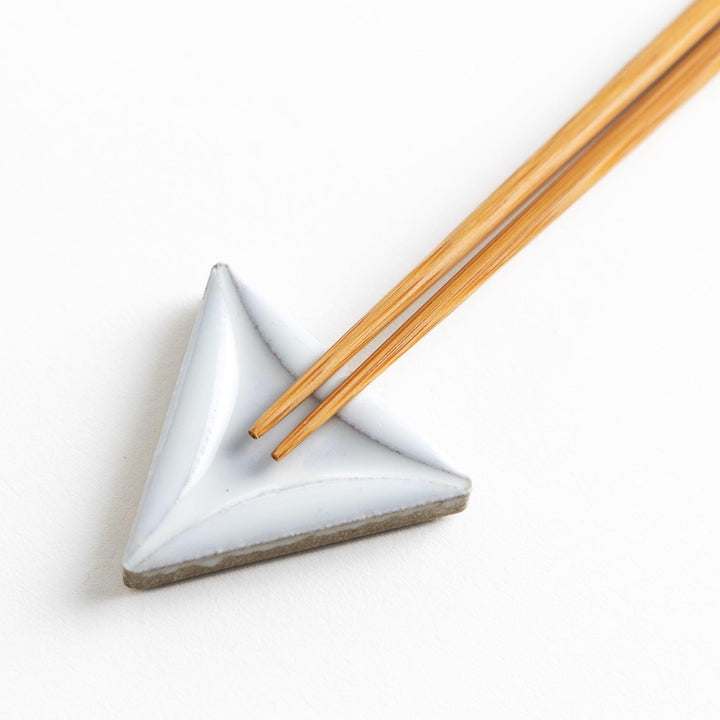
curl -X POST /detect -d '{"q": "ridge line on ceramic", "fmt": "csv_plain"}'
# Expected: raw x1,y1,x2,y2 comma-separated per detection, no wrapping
122,264,471,589
231,269,464,476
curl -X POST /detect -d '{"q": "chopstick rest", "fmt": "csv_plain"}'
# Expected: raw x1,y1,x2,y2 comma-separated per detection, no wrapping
122,265,470,589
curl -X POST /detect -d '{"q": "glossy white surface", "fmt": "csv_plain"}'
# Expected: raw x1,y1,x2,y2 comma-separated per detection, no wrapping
123,265,470,577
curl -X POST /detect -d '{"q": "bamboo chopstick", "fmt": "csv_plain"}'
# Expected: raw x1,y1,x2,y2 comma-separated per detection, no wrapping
249,0,720,440
271,21,720,460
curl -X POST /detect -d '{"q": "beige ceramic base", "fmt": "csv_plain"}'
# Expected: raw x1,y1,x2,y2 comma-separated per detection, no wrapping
124,495,467,589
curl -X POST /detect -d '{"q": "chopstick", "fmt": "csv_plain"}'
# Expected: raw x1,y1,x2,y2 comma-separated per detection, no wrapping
271,19,720,460
249,0,720,441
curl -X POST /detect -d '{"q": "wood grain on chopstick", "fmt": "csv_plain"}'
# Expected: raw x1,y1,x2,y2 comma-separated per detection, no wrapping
249,0,720,440
271,21,720,460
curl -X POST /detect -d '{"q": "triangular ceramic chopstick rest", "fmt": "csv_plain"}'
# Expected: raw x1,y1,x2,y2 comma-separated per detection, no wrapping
123,265,471,589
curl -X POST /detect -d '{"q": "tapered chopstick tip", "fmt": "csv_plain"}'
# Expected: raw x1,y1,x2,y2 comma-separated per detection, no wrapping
249,408,284,439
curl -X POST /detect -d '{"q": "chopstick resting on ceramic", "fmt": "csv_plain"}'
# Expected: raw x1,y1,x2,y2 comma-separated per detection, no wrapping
270,19,720,460
249,0,720,441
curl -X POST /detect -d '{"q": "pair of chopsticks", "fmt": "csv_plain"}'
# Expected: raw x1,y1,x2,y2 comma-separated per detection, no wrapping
250,0,720,460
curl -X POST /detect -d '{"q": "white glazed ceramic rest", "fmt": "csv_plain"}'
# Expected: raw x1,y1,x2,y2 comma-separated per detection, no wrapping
123,265,471,589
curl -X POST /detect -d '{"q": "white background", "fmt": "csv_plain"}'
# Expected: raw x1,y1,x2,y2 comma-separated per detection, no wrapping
2,0,719,717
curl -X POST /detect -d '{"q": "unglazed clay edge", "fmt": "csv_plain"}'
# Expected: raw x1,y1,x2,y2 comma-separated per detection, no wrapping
124,493,468,589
